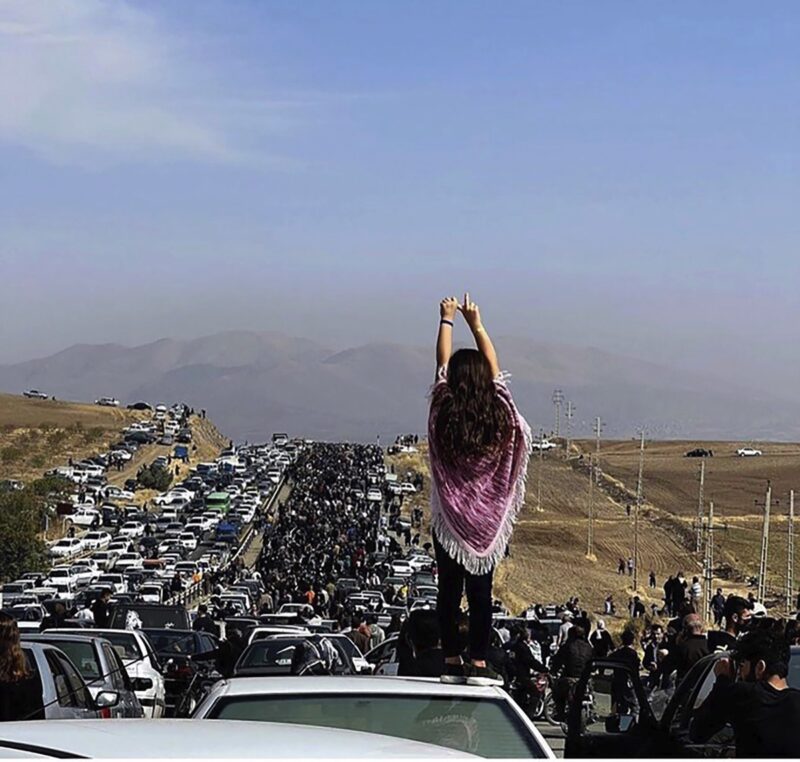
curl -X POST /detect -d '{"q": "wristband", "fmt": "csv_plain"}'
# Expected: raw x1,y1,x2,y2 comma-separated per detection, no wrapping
440,319,454,327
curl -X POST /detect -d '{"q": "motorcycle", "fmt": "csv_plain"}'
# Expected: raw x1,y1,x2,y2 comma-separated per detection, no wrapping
510,671,550,720
544,673,596,734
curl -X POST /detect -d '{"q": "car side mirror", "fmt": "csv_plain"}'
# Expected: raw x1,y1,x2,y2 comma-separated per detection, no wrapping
605,714,636,734
132,677,153,691
95,690,120,709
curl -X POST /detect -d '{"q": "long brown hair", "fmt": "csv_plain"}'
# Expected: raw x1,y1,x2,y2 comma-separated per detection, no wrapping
433,348,512,463
0,612,29,682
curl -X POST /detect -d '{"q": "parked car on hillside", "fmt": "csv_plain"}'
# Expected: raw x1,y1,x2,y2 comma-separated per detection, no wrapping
737,447,763,457
23,389,49,399
95,397,120,407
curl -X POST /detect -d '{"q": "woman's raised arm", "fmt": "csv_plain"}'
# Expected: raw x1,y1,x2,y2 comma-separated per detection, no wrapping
436,296,459,370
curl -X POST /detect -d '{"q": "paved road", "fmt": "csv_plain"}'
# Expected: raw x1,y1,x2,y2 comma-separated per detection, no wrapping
241,479,292,569
536,722,565,757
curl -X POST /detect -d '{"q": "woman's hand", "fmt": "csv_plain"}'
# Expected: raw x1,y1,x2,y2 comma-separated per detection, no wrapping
440,297,460,321
460,292,482,332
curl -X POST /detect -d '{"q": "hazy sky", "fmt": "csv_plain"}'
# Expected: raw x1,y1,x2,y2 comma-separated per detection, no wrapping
1,1,798,398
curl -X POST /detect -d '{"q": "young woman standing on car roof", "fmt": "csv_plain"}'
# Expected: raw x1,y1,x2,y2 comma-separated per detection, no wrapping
428,294,532,686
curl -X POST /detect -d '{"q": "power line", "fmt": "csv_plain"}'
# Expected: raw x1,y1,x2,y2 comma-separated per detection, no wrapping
552,390,564,438
565,401,575,459
535,428,545,513
704,501,715,623
757,481,773,603
695,459,706,554
633,430,645,590
788,489,795,614
592,417,604,483
588,463,594,556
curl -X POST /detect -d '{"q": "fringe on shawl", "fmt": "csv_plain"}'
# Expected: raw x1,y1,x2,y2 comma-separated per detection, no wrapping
429,404,533,576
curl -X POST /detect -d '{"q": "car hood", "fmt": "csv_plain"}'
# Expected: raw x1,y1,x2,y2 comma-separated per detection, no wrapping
0,720,477,758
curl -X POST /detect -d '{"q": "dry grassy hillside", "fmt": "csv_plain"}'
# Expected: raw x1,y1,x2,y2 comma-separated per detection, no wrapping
387,445,702,628
0,393,228,498
0,393,147,481
582,439,800,607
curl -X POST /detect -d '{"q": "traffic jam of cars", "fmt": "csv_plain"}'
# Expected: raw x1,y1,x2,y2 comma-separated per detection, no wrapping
2,398,794,759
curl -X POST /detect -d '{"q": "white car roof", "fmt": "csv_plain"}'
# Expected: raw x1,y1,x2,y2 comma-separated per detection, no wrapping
0,715,476,758
206,675,504,699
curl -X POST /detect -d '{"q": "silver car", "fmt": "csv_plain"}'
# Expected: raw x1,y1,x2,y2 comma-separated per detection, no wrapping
21,642,118,720
23,634,143,718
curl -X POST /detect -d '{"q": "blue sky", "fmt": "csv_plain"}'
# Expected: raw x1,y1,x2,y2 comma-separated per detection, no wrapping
1,1,798,396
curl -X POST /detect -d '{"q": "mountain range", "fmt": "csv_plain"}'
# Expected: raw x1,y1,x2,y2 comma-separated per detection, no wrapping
0,331,797,442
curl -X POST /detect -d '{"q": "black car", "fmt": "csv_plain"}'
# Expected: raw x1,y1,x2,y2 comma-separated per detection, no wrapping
685,448,713,458
142,628,219,716
233,635,357,677
564,647,800,758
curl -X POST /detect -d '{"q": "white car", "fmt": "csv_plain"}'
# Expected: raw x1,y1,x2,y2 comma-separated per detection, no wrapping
95,397,120,407
119,521,145,539
45,566,78,589
69,563,100,587
105,486,134,502
115,552,144,571
0,719,472,758
185,517,212,533
193,676,555,758
49,537,85,558
83,531,112,550
109,449,133,462
23,389,49,399
178,532,198,551
367,488,383,502
399,482,418,494
96,574,126,594
108,540,132,554
56,629,166,719
90,550,119,570
390,559,414,577
406,553,433,572
66,507,101,528
737,447,763,457
531,439,558,451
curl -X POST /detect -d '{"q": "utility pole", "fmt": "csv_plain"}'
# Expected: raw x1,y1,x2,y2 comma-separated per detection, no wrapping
592,417,604,483
704,501,715,622
696,459,706,554
565,401,575,459
633,430,645,590
587,454,595,559
552,390,564,438
757,481,773,603
787,490,795,614
535,428,544,513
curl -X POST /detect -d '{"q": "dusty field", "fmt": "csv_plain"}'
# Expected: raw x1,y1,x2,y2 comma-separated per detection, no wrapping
578,439,800,608
583,439,800,519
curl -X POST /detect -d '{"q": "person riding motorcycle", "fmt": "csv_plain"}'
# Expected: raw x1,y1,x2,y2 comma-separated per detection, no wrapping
550,625,593,721
513,626,548,688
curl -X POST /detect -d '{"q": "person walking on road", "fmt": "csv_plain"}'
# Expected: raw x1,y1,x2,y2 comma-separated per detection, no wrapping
428,294,531,687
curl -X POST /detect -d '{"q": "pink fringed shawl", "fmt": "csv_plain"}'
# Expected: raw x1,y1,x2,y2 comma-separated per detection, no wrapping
428,370,532,575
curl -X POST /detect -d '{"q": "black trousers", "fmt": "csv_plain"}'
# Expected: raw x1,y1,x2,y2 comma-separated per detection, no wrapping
434,535,494,661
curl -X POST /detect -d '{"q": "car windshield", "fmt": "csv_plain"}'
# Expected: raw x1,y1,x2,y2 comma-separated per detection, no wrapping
47,640,103,682
99,632,141,661
238,640,300,670
144,629,199,656
209,694,545,758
